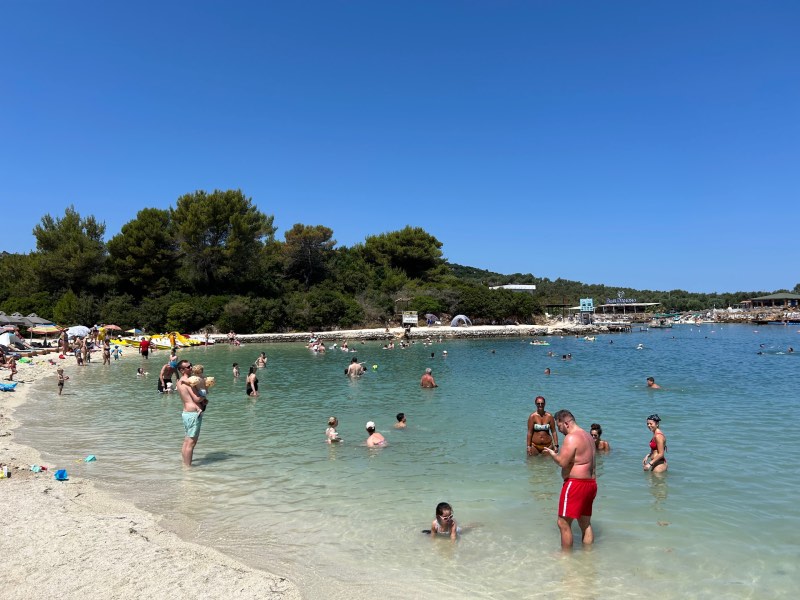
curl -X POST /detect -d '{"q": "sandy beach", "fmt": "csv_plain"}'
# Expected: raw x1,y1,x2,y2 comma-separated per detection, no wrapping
0,355,300,600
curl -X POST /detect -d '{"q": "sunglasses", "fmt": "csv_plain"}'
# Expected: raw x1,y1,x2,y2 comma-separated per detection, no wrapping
439,514,454,521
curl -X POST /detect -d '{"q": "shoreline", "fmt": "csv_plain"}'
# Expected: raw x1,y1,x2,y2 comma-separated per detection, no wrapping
206,322,615,344
0,358,300,599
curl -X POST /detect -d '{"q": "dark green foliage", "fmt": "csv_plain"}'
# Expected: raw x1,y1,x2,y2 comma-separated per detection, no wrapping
2,192,787,332
171,190,275,292
362,226,444,280
282,224,335,287
107,208,177,296
33,206,106,295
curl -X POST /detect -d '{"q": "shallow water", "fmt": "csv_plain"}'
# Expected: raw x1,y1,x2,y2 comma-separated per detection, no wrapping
17,325,800,598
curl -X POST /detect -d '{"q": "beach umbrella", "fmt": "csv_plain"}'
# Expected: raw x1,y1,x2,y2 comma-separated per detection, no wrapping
28,323,63,345
25,313,53,325
7,312,32,326
126,328,143,335
66,325,91,339
103,324,122,331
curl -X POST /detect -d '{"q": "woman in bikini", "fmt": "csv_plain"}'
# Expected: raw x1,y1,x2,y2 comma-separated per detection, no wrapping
526,395,559,456
590,423,611,452
643,414,667,473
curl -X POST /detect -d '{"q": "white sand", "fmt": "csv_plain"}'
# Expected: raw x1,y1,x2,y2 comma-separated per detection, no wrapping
0,355,300,600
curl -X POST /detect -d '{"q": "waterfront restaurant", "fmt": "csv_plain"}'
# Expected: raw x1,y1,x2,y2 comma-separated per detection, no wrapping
742,293,800,309
594,296,660,318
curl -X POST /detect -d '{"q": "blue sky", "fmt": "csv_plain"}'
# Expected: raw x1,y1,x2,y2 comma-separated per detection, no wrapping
2,1,798,293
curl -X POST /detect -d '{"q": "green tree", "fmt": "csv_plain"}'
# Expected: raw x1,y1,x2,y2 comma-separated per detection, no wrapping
107,208,177,296
171,189,275,291
362,226,443,280
282,224,336,287
32,206,106,294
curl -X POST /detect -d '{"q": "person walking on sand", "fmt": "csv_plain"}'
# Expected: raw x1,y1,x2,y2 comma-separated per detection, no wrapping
542,409,597,550
177,359,205,467
420,368,437,388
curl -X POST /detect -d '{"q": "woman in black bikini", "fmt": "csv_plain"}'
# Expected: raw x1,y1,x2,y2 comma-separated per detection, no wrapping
246,366,259,397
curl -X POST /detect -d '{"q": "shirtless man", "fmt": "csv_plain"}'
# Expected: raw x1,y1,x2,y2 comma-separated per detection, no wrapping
346,356,365,378
542,409,597,550
365,421,386,447
420,368,437,388
526,396,559,456
158,362,175,393
646,376,661,389
176,359,205,467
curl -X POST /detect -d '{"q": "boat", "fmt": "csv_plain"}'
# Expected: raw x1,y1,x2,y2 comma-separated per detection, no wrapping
584,336,596,341
649,318,673,329
530,340,550,346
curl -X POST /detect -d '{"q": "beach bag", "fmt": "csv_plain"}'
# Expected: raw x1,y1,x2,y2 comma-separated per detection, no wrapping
54,469,68,481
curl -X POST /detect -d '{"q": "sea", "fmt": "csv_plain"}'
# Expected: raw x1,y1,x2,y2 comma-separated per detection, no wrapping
16,324,800,599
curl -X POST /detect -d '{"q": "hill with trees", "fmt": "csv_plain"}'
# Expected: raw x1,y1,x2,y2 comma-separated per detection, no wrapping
0,189,793,332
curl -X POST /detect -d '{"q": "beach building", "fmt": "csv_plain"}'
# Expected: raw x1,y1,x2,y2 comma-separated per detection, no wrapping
741,293,800,309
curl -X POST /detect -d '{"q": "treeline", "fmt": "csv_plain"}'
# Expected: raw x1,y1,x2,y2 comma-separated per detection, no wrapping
0,190,541,332
1,189,792,332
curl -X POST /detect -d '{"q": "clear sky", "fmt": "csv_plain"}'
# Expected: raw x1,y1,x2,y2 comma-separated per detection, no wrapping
2,1,798,293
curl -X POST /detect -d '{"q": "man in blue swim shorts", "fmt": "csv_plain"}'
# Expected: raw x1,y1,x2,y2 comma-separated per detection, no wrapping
176,359,205,467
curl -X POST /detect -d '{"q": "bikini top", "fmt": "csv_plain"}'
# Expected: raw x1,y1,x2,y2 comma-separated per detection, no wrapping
650,432,666,451
533,423,551,432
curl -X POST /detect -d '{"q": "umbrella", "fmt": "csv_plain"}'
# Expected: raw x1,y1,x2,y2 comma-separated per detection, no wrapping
103,324,122,331
7,312,32,326
126,328,143,335
25,313,53,325
28,324,62,334
28,323,63,345
66,325,91,339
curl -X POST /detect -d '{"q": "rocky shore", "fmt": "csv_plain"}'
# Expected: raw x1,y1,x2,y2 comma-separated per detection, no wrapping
210,322,620,344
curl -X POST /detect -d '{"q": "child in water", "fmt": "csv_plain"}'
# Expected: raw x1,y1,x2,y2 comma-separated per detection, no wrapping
423,502,460,540
56,367,69,396
232,362,240,377
325,416,342,443
136,367,148,377
188,365,215,412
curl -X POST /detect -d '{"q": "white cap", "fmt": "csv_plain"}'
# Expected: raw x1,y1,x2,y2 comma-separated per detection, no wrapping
365,421,375,430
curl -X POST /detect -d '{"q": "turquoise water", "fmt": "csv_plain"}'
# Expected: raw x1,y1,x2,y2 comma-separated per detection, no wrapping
17,325,800,598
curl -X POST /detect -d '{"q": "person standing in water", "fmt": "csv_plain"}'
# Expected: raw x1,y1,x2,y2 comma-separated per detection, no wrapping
527,396,559,456
542,409,597,550
643,414,667,473
177,360,204,467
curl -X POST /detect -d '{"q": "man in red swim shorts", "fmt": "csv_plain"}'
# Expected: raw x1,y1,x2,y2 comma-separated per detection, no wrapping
542,409,597,550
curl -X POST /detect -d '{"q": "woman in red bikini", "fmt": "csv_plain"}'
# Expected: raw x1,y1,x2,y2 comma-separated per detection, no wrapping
643,414,667,473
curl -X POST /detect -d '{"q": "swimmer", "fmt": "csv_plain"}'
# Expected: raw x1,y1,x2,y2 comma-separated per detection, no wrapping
255,352,267,368
232,362,240,377
136,367,148,377
365,421,386,447
590,424,610,452
420,368,437,388
544,368,551,375
394,412,407,429
326,416,342,443
423,502,459,540
646,376,661,389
